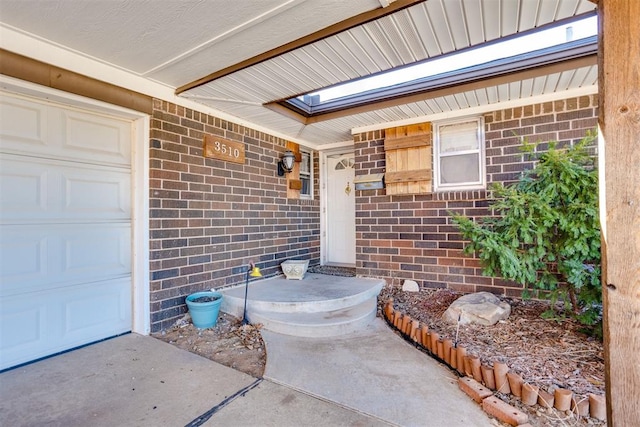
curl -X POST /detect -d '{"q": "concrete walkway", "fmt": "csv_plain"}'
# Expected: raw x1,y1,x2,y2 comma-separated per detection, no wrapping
262,318,493,427
0,322,494,426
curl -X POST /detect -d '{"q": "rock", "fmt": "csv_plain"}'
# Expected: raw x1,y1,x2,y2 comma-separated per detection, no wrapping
402,280,420,292
442,292,511,326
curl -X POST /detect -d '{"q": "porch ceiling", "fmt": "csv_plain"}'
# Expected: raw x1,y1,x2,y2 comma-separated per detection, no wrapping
0,0,597,148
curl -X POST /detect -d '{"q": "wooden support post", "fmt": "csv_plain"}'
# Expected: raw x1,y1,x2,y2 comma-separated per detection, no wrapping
598,0,640,424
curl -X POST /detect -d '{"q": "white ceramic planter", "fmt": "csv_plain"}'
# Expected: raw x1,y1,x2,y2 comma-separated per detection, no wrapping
281,259,310,280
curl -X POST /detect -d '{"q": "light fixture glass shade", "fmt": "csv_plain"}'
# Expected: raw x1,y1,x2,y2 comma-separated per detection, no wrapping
282,150,295,172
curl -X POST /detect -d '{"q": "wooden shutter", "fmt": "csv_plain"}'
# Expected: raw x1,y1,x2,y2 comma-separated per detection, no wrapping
286,141,301,199
384,123,432,195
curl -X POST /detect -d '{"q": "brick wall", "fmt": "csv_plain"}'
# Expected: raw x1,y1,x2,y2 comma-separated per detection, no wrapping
149,100,320,332
354,94,598,297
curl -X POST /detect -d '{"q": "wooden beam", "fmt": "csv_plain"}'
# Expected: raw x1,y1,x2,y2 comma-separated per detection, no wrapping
175,0,425,95
263,102,310,125
598,0,640,424
0,49,153,114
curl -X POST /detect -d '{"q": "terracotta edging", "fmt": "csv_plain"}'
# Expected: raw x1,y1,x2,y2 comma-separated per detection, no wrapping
381,300,606,423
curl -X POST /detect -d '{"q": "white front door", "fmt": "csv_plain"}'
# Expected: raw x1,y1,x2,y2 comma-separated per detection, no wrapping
0,92,133,370
326,153,355,266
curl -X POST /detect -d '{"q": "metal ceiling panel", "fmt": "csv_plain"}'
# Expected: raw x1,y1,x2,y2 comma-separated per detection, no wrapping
315,39,366,78
462,1,486,43
286,50,340,88
530,76,546,96
194,0,597,102
519,1,542,30
361,67,590,142
500,0,522,37
480,1,502,41
330,31,380,76
410,3,446,57
424,0,457,53
391,10,429,61
349,26,395,72
441,0,472,49
366,22,404,66
544,73,563,92
306,43,358,81
0,0,599,148
520,79,535,97
474,89,489,106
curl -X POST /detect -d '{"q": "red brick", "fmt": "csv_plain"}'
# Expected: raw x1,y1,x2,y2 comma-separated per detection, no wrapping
482,396,529,426
458,377,493,403
148,101,321,332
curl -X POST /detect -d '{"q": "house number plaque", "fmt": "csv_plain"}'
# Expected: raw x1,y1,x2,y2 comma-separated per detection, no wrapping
203,134,245,164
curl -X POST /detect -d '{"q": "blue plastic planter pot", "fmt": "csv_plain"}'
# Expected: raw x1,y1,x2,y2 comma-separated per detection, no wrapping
185,291,223,329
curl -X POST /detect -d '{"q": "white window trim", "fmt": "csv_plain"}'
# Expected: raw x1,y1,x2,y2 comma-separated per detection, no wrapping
299,148,313,200
433,116,486,192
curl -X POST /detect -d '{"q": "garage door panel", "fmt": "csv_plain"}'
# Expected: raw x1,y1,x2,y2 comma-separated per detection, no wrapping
62,224,131,279
0,157,48,216
0,300,45,349
62,166,130,218
0,278,130,369
0,296,48,369
64,278,131,338
63,110,131,165
0,91,133,371
1,95,131,167
0,154,131,221
0,224,131,297
0,95,47,147
0,229,48,291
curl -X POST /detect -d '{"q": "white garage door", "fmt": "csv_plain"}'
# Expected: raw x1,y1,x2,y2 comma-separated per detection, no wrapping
0,93,133,370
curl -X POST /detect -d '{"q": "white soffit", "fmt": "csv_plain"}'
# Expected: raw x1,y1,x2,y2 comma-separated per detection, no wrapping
0,0,598,147
0,0,383,87
187,0,597,104
181,0,597,146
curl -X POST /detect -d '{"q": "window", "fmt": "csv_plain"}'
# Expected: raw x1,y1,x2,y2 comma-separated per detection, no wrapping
299,149,313,199
434,117,485,191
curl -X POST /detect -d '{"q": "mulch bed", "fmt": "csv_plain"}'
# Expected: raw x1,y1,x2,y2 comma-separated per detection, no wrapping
378,286,606,426
153,312,266,378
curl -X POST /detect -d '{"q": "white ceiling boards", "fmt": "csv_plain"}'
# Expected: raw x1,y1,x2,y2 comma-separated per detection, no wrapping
0,0,597,147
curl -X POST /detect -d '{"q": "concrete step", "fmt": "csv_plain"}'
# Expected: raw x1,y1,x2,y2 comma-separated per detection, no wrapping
221,276,382,316
219,274,384,337
250,298,378,338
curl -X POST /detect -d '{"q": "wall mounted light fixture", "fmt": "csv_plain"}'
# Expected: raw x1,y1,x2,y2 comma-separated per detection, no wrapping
277,150,296,176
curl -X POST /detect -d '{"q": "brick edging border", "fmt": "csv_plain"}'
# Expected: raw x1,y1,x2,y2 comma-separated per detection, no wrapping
382,299,607,425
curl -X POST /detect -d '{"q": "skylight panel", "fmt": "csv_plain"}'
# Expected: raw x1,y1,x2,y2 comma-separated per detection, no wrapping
299,15,597,105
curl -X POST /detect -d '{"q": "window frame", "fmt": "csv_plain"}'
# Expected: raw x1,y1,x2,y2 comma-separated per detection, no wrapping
299,148,313,200
433,116,486,192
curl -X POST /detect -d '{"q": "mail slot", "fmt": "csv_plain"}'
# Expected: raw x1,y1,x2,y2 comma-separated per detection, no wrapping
354,173,385,190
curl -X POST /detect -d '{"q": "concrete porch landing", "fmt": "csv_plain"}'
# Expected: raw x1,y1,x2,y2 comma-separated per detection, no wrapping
219,273,384,337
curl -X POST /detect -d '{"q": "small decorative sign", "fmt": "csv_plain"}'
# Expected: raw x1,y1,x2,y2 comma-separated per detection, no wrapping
203,135,245,164
289,179,302,190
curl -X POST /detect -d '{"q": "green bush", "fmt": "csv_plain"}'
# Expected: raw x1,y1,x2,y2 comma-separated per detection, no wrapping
452,133,601,332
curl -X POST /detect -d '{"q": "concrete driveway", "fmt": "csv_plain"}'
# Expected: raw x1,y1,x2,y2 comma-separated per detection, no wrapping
0,320,493,426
